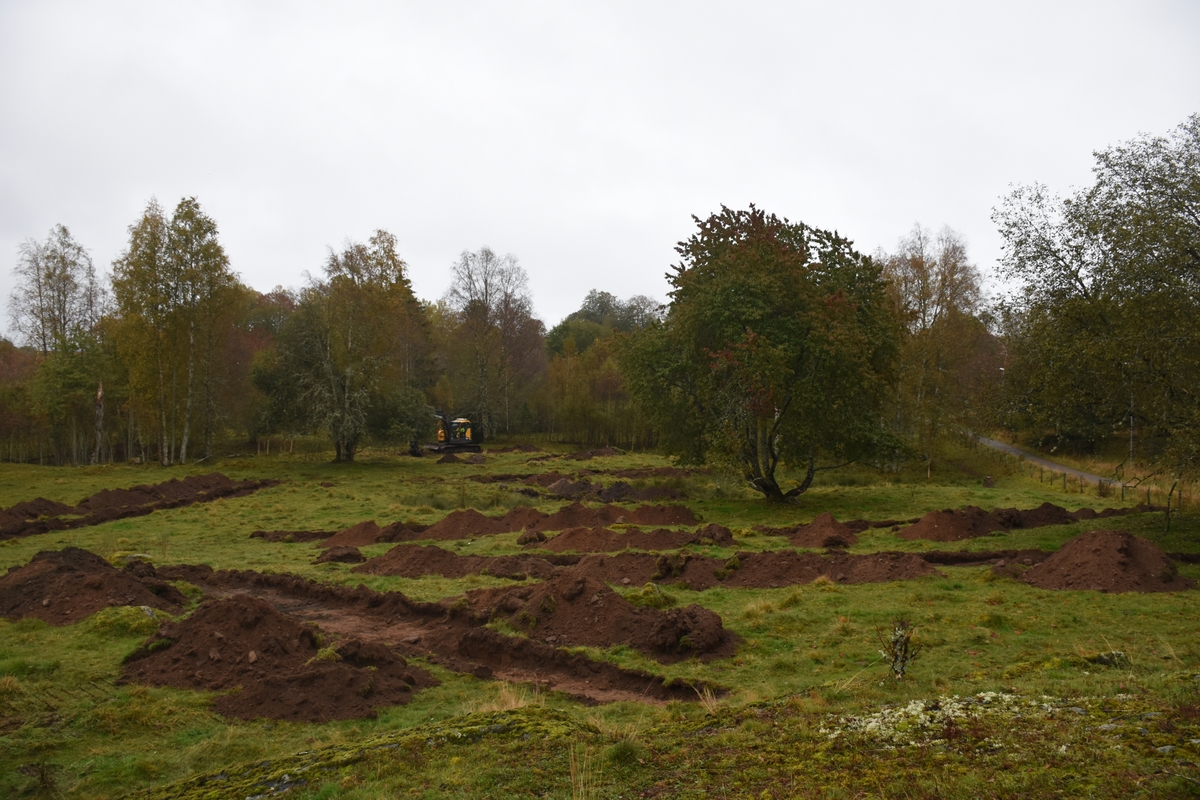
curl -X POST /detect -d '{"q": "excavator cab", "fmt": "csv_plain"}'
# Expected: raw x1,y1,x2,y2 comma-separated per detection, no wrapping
427,412,482,453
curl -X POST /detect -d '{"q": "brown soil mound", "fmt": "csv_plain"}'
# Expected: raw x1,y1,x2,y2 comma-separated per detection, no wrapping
517,529,546,545
0,473,278,541
791,513,858,548
355,544,561,581
168,568,722,704
121,594,437,721
536,523,732,553
1021,530,1195,593
0,497,75,527
1003,502,1076,528
711,551,937,590
502,506,547,531
898,506,1005,542
466,571,734,660
529,502,619,531
438,453,462,463
628,504,699,526
521,472,569,487
546,478,601,499
421,508,512,539
250,530,335,543
320,521,383,548
564,549,937,591
0,548,183,625
315,546,364,564
523,501,697,532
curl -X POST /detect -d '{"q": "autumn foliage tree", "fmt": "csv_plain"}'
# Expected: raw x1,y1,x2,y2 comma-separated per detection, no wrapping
993,114,1200,483
257,231,431,461
879,225,999,475
622,206,900,501
111,198,238,464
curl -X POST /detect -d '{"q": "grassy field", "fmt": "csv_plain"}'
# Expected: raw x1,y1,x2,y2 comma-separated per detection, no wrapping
1,440,1198,798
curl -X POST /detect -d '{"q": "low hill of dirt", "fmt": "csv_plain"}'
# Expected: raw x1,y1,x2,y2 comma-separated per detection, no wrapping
790,512,857,548
0,473,279,541
1021,529,1195,593
533,524,732,553
355,543,563,580
161,568,725,704
120,594,437,721
464,571,735,660
0,548,184,625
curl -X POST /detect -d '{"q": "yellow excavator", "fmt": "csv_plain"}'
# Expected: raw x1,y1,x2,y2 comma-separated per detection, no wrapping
425,412,481,454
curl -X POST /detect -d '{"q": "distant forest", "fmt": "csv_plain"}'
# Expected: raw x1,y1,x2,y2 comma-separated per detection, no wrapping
3,115,1196,499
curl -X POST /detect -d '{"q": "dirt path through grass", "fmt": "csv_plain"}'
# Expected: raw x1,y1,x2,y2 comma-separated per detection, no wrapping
198,579,705,706
976,435,1110,484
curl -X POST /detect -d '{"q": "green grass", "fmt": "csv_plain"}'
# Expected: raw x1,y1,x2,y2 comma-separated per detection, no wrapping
1,438,1198,797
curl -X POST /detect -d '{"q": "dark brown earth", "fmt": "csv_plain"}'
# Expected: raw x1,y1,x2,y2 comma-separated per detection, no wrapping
354,543,565,580
1021,530,1195,593
533,524,733,553
790,512,857,548
158,567,724,704
0,548,183,625
319,521,383,548
897,506,1007,542
356,542,939,591
463,570,734,660
897,502,1147,542
0,473,279,541
558,550,938,590
358,503,701,543
544,479,684,503
314,546,365,564
120,594,437,721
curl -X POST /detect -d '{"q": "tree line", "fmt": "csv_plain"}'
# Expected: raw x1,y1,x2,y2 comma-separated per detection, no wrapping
5,114,1194,501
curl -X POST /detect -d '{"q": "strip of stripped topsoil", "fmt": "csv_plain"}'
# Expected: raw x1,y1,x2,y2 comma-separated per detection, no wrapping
0,473,279,541
356,540,943,589
155,563,732,705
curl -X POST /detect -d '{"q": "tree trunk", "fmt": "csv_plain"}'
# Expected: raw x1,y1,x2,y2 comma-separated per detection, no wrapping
158,353,169,466
180,319,195,464
92,381,103,464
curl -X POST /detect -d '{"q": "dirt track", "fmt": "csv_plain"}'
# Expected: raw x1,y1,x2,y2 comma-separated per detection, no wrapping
155,565,729,706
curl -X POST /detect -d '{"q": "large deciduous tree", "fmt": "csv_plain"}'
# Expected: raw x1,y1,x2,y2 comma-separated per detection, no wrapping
260,231,431,461
111,198,237,465
621,206,901,501
9,224,103,354
8,224,109,464
993,114,1200,480
879,225,998,475
443,247,543,436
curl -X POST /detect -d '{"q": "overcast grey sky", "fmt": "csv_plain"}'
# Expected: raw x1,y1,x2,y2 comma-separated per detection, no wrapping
2,1,1198,334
